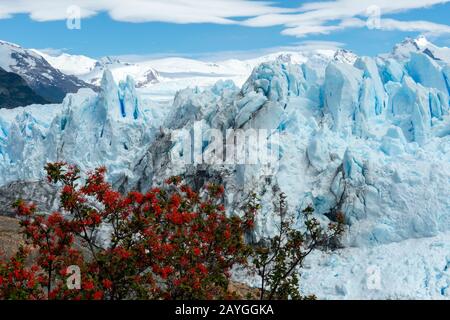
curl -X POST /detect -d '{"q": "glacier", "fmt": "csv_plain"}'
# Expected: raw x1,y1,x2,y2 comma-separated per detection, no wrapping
0,38,449,299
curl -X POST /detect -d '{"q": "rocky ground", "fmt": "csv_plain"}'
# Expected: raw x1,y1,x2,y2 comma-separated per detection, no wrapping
0,216,22,259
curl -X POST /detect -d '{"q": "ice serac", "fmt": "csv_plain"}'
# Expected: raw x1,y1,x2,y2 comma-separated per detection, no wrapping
354,57,387,116
377,57,404,83
407,52,449,97
237,61,304,130
98,71,143,121
119,76,143,120
324,62,363,135
380,126,407,156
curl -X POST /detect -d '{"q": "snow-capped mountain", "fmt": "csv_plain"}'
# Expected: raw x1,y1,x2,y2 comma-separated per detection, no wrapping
78,56,161,89
0,36,449,299
32,50,97,77
333,49,358,64
391,35,450,64
0,40,96,103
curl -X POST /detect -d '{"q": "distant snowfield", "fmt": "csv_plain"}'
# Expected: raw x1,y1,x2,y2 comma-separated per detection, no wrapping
33,48,339,103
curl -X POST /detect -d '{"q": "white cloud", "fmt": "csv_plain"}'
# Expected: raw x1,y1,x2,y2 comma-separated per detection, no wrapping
280,19,366,37
0,0,291,24
379,18,450,35
243,0,450,37
0,0,449,39
278,16,450,38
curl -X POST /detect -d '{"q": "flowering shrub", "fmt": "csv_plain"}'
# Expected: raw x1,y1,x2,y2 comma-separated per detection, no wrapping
0,163,254,300
0,163,344,300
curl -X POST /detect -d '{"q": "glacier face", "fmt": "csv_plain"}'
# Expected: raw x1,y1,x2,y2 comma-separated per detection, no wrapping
0,39,449,298
126,48,449,247
0,70,163,187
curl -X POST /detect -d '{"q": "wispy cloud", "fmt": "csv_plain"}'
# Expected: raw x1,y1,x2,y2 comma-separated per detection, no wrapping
0,0,290,24
243,0,450,37
0,0,449,38
377,18,450,35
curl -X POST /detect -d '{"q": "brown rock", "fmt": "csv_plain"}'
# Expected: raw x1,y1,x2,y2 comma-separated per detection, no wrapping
228,280,260,299
0,216,23,259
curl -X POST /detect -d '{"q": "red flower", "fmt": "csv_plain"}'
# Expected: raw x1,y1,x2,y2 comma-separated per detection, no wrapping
48,290,58,299
93,291,103,300
83,280,95,291
103,190,120,207
163,243,174,252
115,247,131,259
102,279,113,289
193,281,200,290
129,191,144,204
14,269,21,279
47,212,63,225
180,256,189,266
224,229,231,240
27,279,35,289
153,205,162,216
197,263,208,275
171,194,181,207
168,211,183,225
62,185,73,194
160,266,173,279
193,247,201,257
90,212,102,225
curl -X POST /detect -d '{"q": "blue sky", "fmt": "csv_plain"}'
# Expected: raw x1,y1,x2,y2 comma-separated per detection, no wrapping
0,0,449,60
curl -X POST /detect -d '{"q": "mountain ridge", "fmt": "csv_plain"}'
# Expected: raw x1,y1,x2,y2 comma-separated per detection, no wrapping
0,40,97,104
